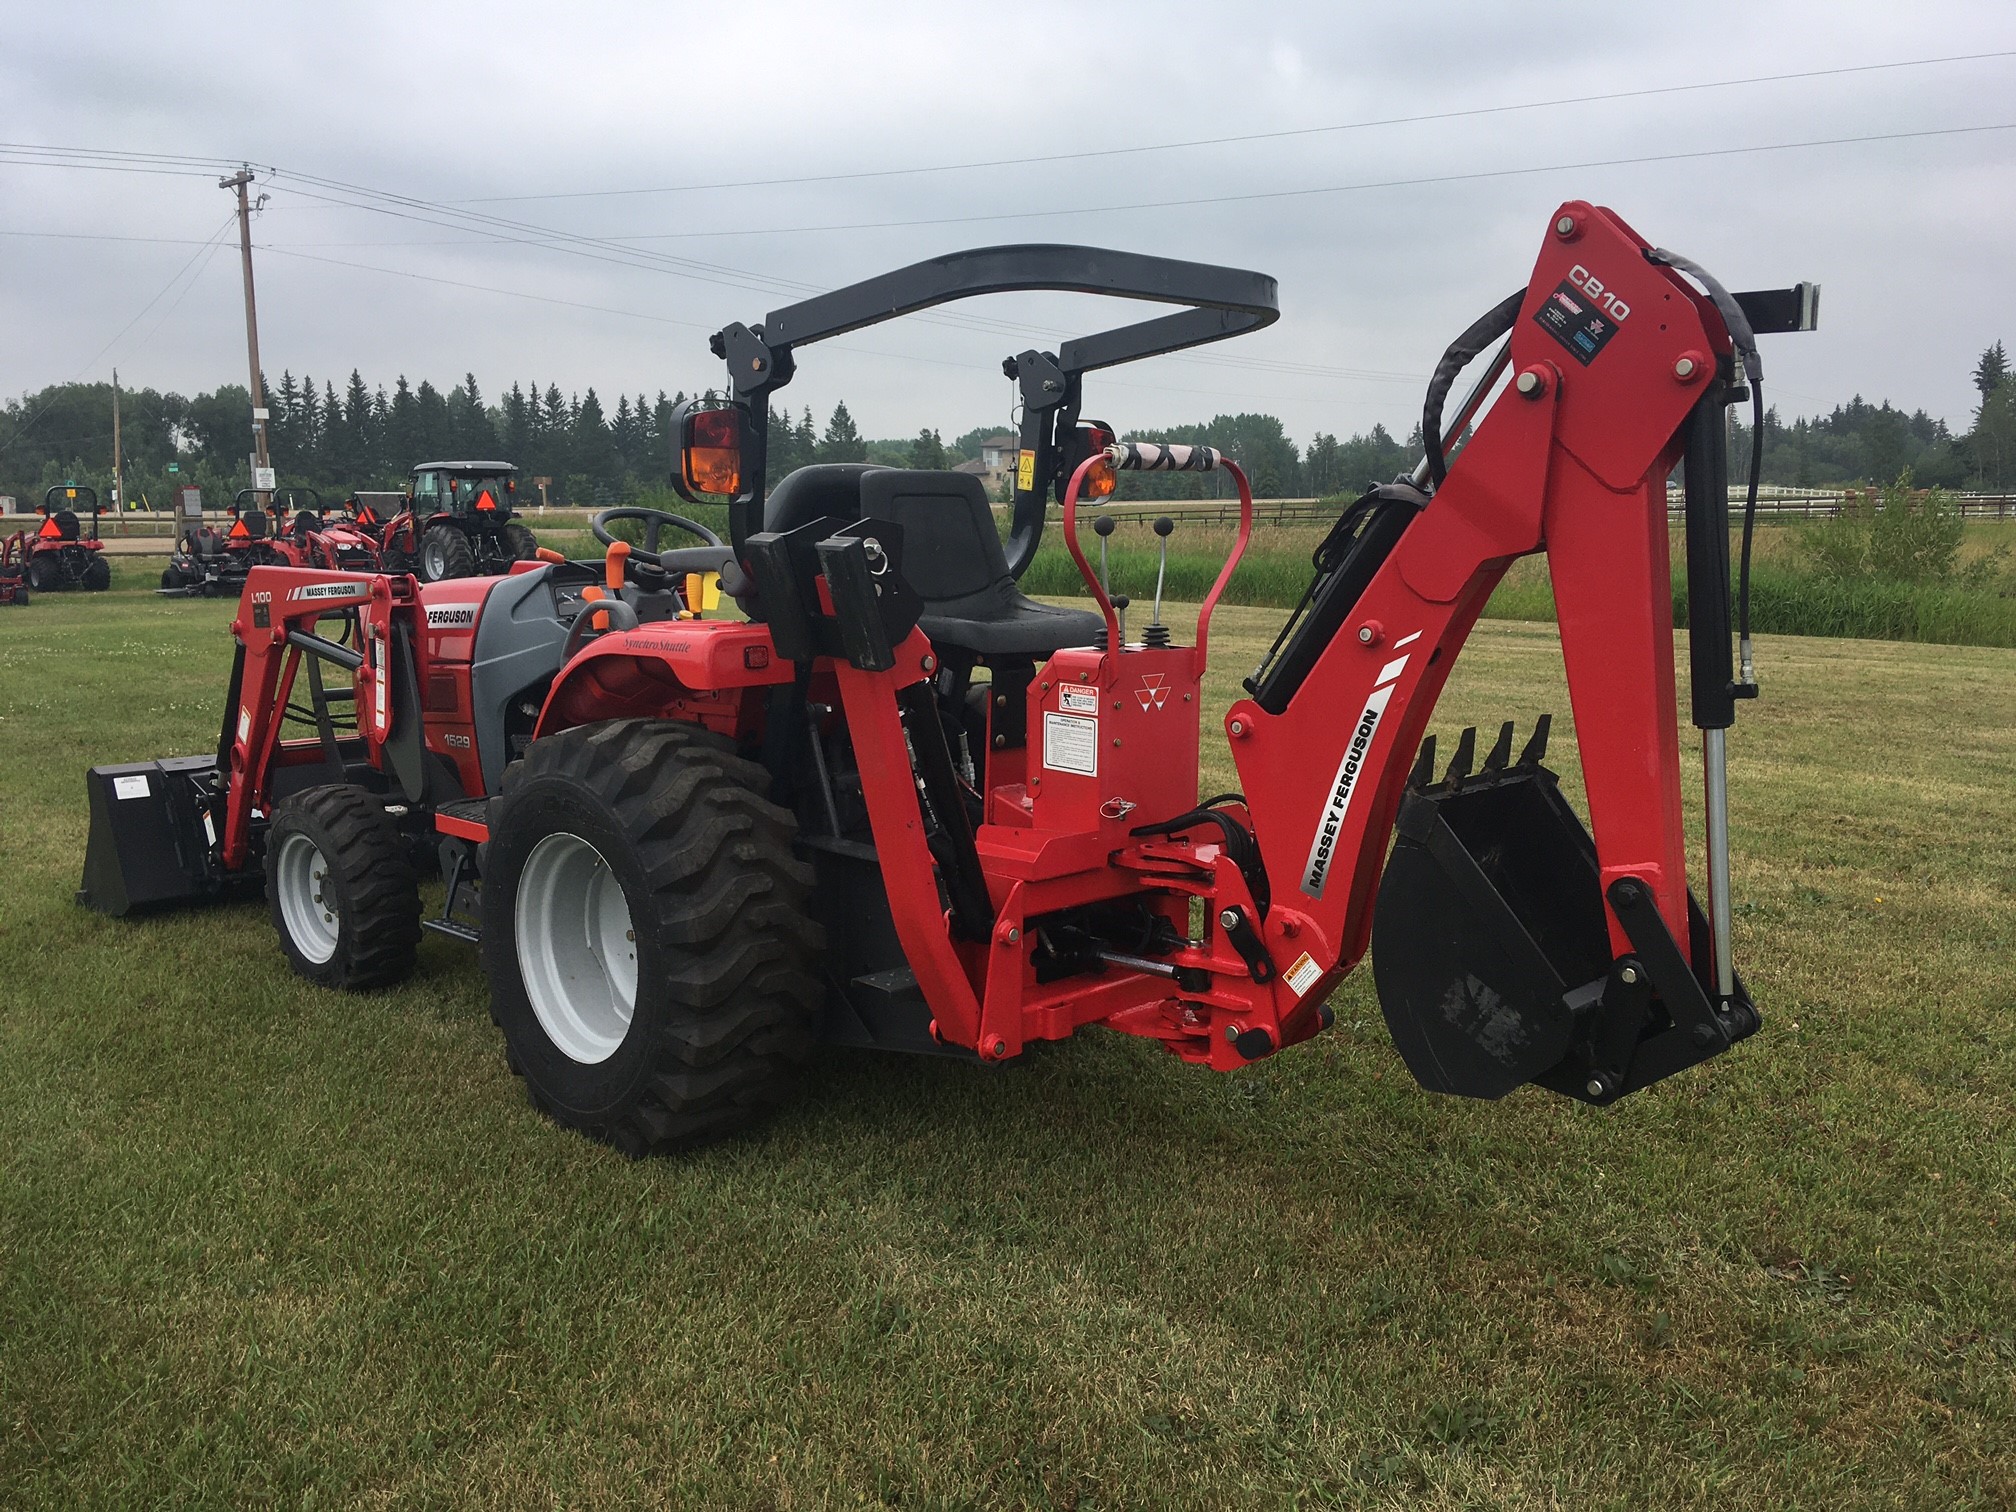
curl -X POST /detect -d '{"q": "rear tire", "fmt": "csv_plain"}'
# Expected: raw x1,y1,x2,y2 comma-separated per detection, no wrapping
505,523,539,561
420,526,476,581
161,565,186,591
25,555,58,593
82,556,110,591
266,785,422,990
479,719,822,1156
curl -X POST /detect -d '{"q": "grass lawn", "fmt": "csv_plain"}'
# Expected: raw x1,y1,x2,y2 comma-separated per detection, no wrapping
1,585,2012,1508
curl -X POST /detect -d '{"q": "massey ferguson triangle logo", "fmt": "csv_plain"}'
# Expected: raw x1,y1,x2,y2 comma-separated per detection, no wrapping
1136,673,1169,712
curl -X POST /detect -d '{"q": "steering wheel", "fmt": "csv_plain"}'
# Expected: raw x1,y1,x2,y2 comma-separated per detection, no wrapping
589,507,732,575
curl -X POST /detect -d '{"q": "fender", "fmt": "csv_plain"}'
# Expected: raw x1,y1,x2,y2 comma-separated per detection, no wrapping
535,619,794,738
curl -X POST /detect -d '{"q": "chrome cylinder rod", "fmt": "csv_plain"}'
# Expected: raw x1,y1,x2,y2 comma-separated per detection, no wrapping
1702,727,1736,1000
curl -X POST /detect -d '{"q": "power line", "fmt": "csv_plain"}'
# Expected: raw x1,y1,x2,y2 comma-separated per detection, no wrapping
582,120,2016,241
453,49,2016,203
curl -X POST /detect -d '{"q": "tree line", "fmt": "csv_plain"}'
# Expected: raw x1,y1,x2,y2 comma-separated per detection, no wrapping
5,348,2014,511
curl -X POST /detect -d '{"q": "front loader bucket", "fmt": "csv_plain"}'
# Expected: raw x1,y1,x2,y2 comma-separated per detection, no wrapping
1371,720,1756,1104
76,757,252,916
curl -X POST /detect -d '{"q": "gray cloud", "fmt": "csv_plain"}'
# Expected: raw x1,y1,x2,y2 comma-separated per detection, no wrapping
4,0,2014,449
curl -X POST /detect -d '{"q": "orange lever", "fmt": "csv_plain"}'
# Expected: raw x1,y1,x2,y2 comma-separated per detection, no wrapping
605,538,630,594
535,546,565,563
581,583,609,632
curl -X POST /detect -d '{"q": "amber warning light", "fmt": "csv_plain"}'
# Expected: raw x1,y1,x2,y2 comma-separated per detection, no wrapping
682,408,744,498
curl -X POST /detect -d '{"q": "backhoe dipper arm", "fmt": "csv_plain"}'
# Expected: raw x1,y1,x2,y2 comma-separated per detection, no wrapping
1228,202,1765,1100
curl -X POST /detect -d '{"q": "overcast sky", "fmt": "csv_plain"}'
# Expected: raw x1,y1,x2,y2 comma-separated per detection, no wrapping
4,1,2014,451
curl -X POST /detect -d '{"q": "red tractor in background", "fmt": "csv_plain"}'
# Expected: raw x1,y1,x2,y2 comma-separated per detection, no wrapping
0,528,28,606
378,461,540,581
23,486,111,592
82,204,1818,1158
161,488,324,596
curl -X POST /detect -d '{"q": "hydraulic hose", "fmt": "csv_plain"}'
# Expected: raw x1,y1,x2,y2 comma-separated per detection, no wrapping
1419,290,1525,489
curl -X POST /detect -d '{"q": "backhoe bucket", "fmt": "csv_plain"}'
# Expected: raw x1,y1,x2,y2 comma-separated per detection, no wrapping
1371,720,1754,1104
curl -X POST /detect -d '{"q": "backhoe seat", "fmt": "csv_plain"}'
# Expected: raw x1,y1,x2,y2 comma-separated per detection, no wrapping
764,465,1102,659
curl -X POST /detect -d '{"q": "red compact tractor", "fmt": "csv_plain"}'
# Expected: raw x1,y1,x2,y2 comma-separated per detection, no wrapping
24,486,111,592
0,528,28,606
161,488,322,596
82,203,1817,1156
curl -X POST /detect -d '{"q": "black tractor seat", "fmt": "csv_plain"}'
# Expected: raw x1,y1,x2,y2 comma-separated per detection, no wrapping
763,465,1102,659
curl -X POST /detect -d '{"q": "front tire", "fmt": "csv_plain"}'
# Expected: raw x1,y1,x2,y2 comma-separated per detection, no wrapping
266,786,422,990
420,526,476,581
480,720,822,1156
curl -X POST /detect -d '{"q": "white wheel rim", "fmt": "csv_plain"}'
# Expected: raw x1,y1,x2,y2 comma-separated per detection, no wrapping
422,535,448,577
515,832,638,1064
274,831,340,965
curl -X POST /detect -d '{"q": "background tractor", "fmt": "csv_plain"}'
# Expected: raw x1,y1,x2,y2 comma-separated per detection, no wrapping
0,528,28,605
24,485,111,592
378,461,539,581
81,205,1817,1158
161,487,320,596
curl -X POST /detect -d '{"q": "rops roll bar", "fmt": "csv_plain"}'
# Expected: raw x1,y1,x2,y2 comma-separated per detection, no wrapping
694,244,1278,572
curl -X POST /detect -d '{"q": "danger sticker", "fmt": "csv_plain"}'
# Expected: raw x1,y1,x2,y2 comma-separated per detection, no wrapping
1042,712,1098,776
1058,685,1099,715
1283,951,1323,997
1016,449,1037,492
113,774,151,801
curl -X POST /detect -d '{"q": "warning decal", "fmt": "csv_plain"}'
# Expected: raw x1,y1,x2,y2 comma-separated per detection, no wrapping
1042,712,1098,776
1016,449,1037,492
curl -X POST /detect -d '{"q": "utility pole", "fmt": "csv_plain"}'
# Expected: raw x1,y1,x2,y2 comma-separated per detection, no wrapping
220,169,272,504
112,368,123,532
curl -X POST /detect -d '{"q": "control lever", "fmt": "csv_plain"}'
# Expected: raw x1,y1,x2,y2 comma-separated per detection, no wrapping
1142,516,1174,647
1093,515,1129,645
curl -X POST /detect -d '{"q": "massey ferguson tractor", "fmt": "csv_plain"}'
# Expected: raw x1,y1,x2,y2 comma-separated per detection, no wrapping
378,461,539,581
160,488,321,597
24,485,111,592
80,203,1817,1156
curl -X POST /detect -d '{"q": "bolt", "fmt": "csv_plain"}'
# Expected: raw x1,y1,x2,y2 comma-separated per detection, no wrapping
1515,369,1547,398
1112,738,1122,748
1619,964,1640,985
993,733,1006,748
921,654,937,673
1219,908,1240,930
1183,692,1192,702
1585,1077,1606,1098
1674,357,1697,380
626,929,636,943
1555,214,1577,237
1225,1025,1240,1042
995,693,1007,707
990,1036,1010,1056
1006,927,1020,943
1229,719,1245,736
1357,626,1374,644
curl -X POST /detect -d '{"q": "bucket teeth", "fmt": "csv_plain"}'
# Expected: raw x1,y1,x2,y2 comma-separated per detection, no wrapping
1444,726,1477,785
1517,713,1553,768
1409,734,1438,790
1483,720,1516,772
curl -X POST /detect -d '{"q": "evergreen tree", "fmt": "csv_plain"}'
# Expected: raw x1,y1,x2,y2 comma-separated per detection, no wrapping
501,382,532,464
572,388,618,498
388,376,419,468
450,373,496,457
414,380,450,462
908,427,946,470
1973,341,2009,399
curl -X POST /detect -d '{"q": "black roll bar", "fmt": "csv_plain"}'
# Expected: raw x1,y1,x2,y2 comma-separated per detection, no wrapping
704,243,1278,571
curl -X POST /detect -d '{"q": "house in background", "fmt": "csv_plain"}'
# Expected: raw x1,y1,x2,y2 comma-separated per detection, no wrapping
953,433,1018,497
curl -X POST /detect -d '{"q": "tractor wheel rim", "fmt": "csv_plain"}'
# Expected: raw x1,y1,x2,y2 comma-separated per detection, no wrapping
421,535,448,578
515,831,638,1064
274,831,340,965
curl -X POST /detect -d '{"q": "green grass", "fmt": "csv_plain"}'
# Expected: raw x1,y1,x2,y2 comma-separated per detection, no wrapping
1024,518,2016,649
2,591,2014,1507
